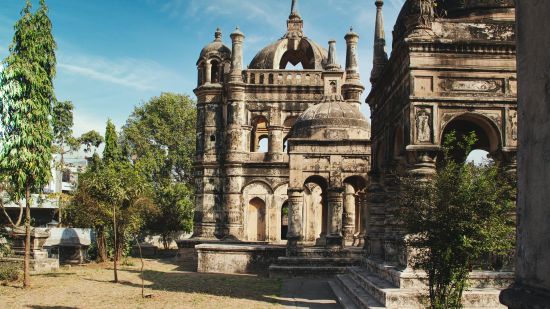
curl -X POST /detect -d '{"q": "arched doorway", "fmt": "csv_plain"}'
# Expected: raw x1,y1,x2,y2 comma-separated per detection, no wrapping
441,114,501,164
247,197,266,241
281,201,289,240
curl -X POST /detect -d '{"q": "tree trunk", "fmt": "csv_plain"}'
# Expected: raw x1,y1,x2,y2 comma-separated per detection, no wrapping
23,181,31,288
113,205,118,283
96,227,107,262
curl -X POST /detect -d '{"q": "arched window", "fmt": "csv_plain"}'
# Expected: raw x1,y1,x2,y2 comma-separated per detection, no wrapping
250,116,269,152
281,201,289,240
247,197,266,241
211,60,220,83
330,80,337,94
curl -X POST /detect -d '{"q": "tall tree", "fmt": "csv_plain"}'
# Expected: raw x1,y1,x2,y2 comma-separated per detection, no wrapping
122,93,196,246
79,130,104,154
104,119,123,164
52,100,78,224
399,132,515,309
0,0,57,288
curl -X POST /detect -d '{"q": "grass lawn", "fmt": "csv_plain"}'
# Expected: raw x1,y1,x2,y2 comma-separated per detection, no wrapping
0,258,283,308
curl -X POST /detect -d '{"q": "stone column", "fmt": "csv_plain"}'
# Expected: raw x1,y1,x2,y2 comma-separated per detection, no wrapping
224,173,243,240
326,187,344,248
364,170,386,258
356,190,368,247
205,61,212,84
342,183,356,245
343,28,364,111
229,27,244,83
286,188,304,253
268,125,284,161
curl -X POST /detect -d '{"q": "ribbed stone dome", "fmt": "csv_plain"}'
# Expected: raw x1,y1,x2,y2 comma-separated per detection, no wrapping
292,97,370,140
197,29,231,65
249,37,328,70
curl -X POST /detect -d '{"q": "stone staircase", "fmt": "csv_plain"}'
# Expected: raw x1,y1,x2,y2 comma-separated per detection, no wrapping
268,247,362,278
330,263,510,309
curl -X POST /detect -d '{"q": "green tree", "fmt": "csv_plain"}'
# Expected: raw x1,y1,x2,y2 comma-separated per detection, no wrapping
79,130,104,154
122,93,196,246
65,121,155,282
399,132,515,309
52,100,78,224
0,0,57,288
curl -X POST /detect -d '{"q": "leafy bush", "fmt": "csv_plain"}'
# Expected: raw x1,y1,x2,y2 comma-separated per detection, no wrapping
0,261,21,283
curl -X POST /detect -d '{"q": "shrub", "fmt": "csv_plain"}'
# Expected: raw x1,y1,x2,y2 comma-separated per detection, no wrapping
0,261,21,283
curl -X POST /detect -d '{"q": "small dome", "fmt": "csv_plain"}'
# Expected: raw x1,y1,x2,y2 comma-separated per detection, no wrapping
197,28,231,65
292,97,370,140
249,37,328,70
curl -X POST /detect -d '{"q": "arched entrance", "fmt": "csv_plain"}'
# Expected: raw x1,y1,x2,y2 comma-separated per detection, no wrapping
247,197,266,241
281,201,289,240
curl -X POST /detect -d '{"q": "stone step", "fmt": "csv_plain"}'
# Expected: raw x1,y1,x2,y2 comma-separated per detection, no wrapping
348,266,506,308
292,247,363,258
328,279,360,309
334,274,385,309
275,256,361,266
268,265,349,278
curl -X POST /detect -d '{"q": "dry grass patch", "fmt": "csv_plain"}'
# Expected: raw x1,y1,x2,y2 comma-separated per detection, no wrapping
0,258,283,309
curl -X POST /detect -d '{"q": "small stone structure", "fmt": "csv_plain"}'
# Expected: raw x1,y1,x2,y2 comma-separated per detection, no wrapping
43,228,93,265
6,227,59,272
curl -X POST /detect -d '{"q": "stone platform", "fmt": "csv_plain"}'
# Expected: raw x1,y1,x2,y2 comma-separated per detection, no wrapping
330,258,513,309
0,256,59,274
269,247,363,278
196,243,285,276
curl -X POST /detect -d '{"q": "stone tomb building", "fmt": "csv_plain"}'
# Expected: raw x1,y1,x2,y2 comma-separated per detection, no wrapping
189,0,518,307
192,2,371,250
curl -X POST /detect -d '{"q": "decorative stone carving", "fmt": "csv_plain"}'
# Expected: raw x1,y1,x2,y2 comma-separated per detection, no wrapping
415,108,432,143
440,78,503,93
509,109,518,141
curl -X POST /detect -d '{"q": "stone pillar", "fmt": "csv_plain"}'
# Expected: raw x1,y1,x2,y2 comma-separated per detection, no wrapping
364,172,385,257
229,27,244,83
205,61,212,84
342,183,356,245
326,187,344,248
500,2,550,306
268,125,284,160
287,188,304,253
356,190,368,247
224,173,243,240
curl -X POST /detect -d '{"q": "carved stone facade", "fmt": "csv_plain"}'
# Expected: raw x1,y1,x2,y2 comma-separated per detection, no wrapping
192,1,371,253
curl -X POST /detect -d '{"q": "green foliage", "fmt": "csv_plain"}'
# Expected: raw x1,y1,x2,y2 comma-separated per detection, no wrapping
79,130,104,154
0,0,57,200
103,120,124,164
399,132,515,309
123,93,196,183
64,121,155,261
0,228,13,258
122,93,197,239
52,100,75,148
0,261,21,282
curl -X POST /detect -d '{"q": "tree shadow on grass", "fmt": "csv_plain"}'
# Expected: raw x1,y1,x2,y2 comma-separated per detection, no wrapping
27,305,78,309
84,263,336,308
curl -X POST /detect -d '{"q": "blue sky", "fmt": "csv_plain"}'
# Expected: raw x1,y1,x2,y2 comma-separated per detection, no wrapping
1,0,406,137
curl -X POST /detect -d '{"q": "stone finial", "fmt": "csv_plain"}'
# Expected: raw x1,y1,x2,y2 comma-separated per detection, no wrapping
326,40,341,71
214,27,222,42
345,26,360,79
370,0,388,85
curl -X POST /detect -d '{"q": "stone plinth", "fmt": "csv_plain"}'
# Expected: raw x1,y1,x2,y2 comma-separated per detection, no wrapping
11,227,50,258
196,243,285,276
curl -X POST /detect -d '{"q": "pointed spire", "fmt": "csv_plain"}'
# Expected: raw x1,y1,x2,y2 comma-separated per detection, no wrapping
326,40,341,71
290,0,300,18
214,27,222,42
370,0,388,85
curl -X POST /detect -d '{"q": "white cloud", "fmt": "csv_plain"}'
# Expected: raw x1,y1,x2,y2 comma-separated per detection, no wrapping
72,111,107,137
58,54,188,92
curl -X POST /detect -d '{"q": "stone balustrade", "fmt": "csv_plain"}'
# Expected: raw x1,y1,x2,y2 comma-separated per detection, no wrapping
244,70,323,86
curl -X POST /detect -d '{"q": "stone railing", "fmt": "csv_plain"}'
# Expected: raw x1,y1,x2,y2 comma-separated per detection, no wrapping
244,70,323,87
